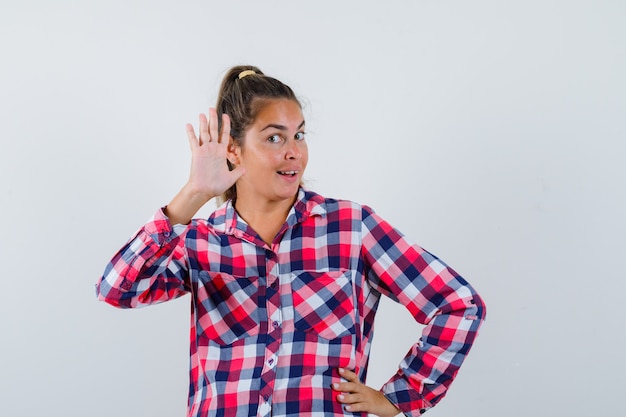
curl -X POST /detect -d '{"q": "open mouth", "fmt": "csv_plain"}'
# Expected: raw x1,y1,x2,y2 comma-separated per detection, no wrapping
277,170,298,177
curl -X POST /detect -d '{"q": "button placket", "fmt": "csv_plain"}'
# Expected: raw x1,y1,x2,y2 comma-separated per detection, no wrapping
258,249,281,410
257,399,271,417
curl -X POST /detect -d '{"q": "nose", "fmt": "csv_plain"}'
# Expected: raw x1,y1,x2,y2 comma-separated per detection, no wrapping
284,139,301,160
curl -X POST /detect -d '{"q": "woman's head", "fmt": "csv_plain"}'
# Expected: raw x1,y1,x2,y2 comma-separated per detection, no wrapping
216,65,303,202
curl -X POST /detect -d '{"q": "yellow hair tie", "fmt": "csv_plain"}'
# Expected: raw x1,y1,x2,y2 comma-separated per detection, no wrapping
238,70,256,79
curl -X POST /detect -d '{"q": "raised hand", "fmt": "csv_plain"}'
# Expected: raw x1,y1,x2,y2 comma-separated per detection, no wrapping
332,368,401,417
164,109,246,225
185,108,245,199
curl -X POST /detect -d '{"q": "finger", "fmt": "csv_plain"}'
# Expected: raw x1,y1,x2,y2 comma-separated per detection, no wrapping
227,166,246,183
336,392,364,405
336,395,369,415
340,401,366,413
209,108,219,143
186,123,198,149
338,368,359,382
220,113,231,145
332,381,360,393
198,113,209,145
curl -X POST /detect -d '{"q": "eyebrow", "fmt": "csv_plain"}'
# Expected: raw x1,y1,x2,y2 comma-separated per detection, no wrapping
260,120,306,132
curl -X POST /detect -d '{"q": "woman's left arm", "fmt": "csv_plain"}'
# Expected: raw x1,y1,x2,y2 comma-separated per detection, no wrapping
358,205,486,416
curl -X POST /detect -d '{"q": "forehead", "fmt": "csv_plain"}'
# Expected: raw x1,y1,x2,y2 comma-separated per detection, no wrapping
252,99,304,128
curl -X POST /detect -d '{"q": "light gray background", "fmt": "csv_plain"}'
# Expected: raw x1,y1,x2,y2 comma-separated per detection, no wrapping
1,1,624,416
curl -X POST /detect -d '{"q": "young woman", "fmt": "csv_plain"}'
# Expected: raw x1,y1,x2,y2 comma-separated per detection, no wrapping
97,65,486,417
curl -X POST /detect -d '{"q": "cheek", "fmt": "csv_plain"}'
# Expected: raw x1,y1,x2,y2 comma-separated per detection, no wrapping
242,148,275,168
262,154,282,170
301,145,309,166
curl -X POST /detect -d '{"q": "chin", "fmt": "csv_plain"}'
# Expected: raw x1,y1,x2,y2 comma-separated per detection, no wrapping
274,187,300,201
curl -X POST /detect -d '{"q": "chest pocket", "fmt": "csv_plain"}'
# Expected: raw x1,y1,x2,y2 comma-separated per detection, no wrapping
291,270,356,340
195,271,263,346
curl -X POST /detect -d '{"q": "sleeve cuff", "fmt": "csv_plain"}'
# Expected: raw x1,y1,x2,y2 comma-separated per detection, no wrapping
142,207,188,246
382,372,432,416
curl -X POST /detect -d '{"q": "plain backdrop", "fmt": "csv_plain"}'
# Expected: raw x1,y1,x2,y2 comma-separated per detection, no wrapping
1,1,624,416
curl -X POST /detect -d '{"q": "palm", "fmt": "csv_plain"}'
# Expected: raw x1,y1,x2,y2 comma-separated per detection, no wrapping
186,109,245,199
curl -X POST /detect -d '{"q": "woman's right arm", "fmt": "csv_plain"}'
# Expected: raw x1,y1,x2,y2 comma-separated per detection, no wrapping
96,109,245,308
96,209,191,308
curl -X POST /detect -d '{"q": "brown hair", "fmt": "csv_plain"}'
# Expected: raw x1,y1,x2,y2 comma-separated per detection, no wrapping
216,65,300,203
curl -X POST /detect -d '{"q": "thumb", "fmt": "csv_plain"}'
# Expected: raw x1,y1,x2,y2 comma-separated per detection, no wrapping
227,166,246,183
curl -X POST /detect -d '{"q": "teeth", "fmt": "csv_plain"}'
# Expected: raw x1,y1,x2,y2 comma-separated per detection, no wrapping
279,171,297,175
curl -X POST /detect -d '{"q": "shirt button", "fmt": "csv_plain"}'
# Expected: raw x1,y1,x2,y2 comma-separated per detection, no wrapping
270,281,278,289
272,321,280,328
267,355,277,368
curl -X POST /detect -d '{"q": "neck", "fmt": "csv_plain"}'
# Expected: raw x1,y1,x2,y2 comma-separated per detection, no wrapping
233,193,297,245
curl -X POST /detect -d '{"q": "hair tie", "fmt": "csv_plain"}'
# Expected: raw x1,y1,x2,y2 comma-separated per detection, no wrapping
238,70,256,79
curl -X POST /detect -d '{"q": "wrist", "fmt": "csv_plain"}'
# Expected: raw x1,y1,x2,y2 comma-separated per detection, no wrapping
182,181,216,205
165,183,214,225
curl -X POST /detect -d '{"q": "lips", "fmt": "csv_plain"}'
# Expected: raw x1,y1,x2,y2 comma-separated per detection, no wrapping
277,170,298,176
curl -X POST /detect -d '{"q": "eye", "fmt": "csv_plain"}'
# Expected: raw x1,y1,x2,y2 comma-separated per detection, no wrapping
294,132,306,141
267,134,282,143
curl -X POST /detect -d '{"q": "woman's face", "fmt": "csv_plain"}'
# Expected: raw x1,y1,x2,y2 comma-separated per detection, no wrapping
228,98,308,206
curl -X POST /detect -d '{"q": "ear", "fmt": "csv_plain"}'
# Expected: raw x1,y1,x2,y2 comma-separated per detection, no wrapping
226,138,241,165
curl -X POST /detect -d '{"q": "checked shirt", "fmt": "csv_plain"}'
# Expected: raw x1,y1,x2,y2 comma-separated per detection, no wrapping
96,189,485,417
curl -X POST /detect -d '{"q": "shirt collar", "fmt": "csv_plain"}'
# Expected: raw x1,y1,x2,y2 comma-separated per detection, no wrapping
208,188,327,236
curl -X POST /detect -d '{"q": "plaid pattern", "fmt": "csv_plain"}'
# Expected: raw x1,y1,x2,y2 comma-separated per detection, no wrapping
97,189,485,417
